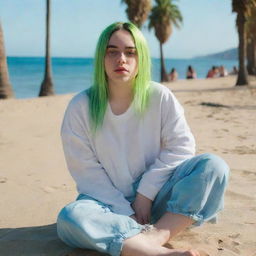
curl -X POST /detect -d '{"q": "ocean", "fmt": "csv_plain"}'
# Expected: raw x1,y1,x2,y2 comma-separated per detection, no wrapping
7,57,238,99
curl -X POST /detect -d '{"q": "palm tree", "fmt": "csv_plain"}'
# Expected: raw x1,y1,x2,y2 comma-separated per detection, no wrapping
121,0,152,28
246,6,256,75
148,0,182,82
247,38,256,75
0,21,14,99
39,0,54,96
232,0,256,86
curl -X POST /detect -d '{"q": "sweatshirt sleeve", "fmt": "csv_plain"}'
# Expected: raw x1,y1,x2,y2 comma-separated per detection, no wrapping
61,95,134,216
137,89,196,201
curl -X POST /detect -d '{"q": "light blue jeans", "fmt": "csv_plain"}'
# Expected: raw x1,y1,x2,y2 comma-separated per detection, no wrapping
57,153,229,256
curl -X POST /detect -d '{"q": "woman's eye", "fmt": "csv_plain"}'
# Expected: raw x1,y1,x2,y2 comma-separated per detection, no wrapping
127,51,136,56
107,50,118,56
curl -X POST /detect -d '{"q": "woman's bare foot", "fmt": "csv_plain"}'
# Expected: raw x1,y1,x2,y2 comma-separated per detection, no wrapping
121,232,201,256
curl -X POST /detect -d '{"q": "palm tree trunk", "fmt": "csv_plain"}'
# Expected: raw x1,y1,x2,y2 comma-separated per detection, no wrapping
160,42,169,82
236,12,249,86
247,39,253,74
0,22,14,99
39,0,54,96
247,38,256,75
252,38,256,75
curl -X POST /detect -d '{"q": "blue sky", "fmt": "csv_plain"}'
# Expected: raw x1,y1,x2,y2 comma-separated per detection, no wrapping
0,0,237,59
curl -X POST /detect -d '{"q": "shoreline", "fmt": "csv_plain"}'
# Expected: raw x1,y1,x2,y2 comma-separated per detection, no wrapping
3,75,256,102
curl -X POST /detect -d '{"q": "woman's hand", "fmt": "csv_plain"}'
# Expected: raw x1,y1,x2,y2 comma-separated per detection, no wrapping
132,193,152,225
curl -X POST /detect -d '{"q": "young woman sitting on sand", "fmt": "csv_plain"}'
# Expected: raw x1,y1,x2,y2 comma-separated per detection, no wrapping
57,22,229,256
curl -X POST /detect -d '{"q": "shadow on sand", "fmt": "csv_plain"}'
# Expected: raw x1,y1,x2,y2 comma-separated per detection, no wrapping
0,224,106,256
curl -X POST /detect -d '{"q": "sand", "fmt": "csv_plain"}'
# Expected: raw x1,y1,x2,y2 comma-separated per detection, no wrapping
0,76,255,256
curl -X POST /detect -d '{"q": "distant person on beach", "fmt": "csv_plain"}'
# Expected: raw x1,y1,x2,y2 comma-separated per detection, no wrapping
57,22,229,256
169,68,178,81
219,65,228,77
206,66,218,78
229,66,238,75
186,65,197,79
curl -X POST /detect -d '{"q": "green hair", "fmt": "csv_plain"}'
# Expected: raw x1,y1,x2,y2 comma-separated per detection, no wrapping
87,22,151,132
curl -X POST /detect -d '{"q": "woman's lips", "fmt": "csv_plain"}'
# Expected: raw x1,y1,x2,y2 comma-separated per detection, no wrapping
114,67,128,73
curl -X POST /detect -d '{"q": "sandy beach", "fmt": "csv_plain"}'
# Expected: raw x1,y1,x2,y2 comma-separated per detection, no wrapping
0,76,255,256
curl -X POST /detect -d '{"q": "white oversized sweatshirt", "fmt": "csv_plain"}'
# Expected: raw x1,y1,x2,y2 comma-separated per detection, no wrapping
61,82,195,216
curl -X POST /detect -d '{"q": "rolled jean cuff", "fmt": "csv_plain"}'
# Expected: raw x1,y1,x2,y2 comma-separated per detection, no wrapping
167,203,219,227
108,226,142,256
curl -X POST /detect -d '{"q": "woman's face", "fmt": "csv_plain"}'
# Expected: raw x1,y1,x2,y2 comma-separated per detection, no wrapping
104,29,138,86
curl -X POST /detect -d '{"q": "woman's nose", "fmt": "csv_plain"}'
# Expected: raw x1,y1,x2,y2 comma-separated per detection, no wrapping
117,52,126,64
